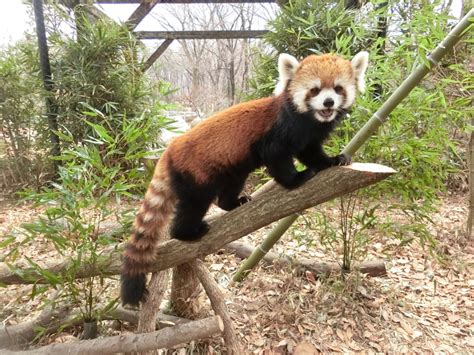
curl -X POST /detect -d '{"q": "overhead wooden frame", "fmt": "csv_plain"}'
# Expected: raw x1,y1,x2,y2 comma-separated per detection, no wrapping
91,0,274,70
136,30,269,40
96,0,275,3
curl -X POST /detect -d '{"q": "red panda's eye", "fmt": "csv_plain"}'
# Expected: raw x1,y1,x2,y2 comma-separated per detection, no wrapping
310,87,320,96
334,85,344,94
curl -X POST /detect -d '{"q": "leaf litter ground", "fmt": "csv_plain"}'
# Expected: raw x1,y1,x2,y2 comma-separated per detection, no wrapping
0,193,472,353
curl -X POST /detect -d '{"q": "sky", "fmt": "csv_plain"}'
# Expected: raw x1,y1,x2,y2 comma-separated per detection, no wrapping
0,0,465,47
0,1,274,47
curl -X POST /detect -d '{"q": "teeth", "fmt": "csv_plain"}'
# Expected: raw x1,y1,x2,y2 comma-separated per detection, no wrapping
319,109,333,117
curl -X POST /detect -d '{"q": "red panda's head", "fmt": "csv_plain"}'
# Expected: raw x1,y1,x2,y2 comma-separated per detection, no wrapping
274,52,369,123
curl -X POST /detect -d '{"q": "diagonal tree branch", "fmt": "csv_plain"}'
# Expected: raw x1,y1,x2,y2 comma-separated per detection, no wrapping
0,163,395,285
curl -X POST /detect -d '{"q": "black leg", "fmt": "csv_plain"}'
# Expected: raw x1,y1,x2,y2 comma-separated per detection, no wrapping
216,175,250,211
171,195,212,241
297,143,351,172
170,171,216,241
266,155,314,189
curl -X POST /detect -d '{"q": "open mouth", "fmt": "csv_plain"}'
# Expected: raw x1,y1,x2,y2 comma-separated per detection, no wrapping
317,109,334,119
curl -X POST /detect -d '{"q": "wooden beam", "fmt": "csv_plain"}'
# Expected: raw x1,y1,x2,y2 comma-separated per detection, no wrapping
126,0,161,30
136,30,268,40
97,0,275,3
143,38,173,71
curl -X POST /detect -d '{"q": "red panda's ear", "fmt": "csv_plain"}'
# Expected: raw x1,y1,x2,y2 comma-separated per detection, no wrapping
274,53,299,95
351,51,369,93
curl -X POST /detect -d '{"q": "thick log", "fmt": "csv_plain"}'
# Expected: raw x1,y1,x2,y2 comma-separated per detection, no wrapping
3,316,224,355
225,241,387,277
0,303,70,349
0,306,189,350
192,260,242,354
0,163,395,285
136,30,269,40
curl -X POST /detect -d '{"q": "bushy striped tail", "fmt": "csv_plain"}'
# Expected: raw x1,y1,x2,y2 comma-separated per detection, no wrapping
121,154,175,306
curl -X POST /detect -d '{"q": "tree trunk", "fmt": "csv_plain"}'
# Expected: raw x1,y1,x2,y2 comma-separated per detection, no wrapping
32,0,61,176
170,264,203,319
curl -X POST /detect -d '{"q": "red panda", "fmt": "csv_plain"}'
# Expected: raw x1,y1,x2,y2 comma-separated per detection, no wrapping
121,51,369,306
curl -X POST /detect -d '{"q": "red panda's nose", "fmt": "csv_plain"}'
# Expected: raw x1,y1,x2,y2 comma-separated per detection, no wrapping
323,98,334,108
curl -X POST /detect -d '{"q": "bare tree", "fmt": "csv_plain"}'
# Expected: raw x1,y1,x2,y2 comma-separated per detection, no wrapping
147,3,273,117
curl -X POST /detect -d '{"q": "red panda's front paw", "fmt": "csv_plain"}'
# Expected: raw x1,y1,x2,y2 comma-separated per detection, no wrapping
334,153,351,166
238,195,252,206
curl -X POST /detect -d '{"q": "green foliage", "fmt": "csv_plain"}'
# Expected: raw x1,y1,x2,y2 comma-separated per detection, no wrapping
251,0,472,256
0,13,174,191
50,18,167,144
4,114,161,323
0,41,47,189
1,11,176,334
317,193,378,273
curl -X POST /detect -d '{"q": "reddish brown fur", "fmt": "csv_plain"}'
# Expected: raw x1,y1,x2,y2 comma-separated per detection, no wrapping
123,96,283,273
168,96,283,184
289,54,354,91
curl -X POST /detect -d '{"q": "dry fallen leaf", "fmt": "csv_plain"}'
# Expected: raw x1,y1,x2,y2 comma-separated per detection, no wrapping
293,342,317,355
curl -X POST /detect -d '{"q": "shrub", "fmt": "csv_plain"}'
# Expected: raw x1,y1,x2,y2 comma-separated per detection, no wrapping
0,41,47,191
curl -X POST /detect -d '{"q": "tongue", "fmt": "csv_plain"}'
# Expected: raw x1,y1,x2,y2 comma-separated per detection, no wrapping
320,109,332,117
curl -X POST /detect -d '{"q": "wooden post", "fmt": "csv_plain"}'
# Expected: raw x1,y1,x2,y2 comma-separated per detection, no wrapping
143,39,174,72
32,0,61,176
192,260,242,353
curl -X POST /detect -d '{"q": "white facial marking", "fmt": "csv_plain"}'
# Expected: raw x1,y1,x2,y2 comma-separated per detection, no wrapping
292,79,320,113
335,78,356,108
274,53,299,95
308,88,341,122
309,88,342,111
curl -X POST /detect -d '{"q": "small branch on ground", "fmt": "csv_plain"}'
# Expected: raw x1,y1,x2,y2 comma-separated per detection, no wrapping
0,305,189,351
225,241,387,278
3,316,224,355
106,306,190,329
